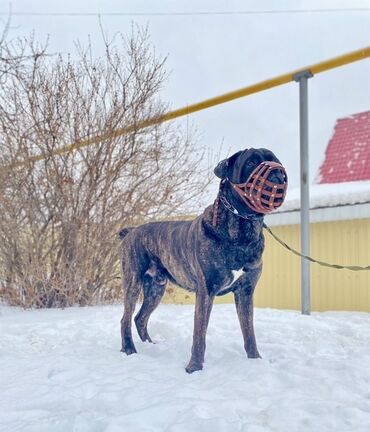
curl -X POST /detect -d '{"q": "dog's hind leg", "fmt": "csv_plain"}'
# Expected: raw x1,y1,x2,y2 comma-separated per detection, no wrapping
120,272,144,355
134,272,166,343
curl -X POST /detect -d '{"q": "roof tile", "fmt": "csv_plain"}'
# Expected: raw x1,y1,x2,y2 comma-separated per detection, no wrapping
317,110,370,183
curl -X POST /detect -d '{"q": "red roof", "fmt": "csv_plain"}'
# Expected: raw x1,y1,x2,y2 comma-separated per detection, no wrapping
317,111,370,184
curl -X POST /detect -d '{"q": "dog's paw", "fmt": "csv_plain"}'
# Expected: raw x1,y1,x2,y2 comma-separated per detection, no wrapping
120,346,137,355
185,361,203,374
247,350,261,359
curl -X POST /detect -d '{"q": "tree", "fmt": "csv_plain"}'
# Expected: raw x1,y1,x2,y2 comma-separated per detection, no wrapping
0,28,211,307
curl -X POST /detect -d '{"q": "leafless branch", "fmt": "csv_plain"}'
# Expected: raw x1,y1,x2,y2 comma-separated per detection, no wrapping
0,29,212,308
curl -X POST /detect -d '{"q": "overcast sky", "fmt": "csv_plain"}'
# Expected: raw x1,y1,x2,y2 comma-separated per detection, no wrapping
2,0,370,192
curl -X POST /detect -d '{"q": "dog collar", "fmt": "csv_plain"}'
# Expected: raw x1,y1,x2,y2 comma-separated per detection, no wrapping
212,180,263,227
219,195,263,221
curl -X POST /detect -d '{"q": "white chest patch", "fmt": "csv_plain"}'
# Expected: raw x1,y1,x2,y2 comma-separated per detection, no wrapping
223,269,245,289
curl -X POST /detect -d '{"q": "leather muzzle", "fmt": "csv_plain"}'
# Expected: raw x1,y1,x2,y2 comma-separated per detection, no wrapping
230,161,288,214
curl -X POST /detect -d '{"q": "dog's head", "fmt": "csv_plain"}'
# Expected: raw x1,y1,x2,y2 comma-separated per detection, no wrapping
214,148,288,217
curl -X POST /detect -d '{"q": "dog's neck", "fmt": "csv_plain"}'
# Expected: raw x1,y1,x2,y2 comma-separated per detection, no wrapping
209,182,264,243
213,180,263,223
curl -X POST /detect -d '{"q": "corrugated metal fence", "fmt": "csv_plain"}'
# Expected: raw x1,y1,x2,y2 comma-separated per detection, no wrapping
256,218,370,311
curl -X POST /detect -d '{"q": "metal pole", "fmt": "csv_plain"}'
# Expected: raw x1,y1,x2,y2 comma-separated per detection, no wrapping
293,70,313,315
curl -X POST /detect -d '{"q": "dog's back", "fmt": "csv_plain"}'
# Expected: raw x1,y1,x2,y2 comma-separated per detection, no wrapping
119,217,203,290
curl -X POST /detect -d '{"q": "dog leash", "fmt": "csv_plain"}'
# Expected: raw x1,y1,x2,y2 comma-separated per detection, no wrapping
263,223,370,271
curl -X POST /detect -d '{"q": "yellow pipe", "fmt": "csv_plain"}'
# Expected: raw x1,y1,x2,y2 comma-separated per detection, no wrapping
6,46,370,169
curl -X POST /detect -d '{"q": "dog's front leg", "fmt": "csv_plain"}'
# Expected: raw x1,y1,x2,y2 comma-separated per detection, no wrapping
234,267,262,359
186,290,214,373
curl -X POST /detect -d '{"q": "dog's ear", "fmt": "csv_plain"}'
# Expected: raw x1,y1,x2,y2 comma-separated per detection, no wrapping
214,151,243,179
214,158,229,179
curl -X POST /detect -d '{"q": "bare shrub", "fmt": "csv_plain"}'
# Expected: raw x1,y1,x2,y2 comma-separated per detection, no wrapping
0,28,211,308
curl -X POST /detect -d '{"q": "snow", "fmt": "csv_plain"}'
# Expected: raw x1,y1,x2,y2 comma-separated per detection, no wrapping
1,304,370,432
265,180,370,225
278,180,370,213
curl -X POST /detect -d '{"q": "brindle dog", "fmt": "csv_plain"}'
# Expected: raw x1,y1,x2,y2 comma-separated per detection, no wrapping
119,148,287,373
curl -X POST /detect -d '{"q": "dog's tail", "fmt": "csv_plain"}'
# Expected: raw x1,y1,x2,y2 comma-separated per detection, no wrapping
118,227,134,240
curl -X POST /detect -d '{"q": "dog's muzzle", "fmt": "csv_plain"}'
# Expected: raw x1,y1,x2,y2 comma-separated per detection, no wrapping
230,161,288,214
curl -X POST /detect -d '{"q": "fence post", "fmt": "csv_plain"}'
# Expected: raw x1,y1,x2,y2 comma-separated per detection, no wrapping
293,70,313,315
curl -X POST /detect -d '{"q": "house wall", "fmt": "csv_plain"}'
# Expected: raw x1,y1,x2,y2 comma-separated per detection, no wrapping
163,217,370,312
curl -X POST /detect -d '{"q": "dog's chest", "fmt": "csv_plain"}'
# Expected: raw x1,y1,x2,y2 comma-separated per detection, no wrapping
223,269,245,289
204,237,263,295
208,267,246,296
220,239,260,269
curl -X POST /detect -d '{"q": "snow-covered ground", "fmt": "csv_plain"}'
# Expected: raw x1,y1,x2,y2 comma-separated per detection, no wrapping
1,304,370,432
